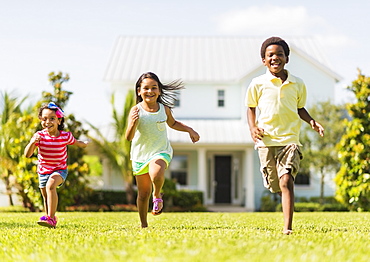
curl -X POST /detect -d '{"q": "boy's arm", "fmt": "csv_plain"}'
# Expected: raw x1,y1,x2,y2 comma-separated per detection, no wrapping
298,108,324,136
165,106,200,143
247,107,264,142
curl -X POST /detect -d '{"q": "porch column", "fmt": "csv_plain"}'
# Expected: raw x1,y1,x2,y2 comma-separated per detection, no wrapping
197,148,207,204
245,148,255,211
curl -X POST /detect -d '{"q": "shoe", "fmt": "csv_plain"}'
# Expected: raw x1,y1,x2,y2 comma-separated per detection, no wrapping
39,215,48,221
39,215,57,223
37,216,57,228
151,196,164,215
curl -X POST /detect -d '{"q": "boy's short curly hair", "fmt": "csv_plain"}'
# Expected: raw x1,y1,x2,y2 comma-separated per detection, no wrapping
260,36,290,58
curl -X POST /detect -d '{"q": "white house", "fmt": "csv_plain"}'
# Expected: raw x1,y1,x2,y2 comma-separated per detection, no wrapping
101,36,342,211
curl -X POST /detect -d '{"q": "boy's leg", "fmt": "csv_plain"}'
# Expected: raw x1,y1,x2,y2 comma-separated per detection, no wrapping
45,174,63,219
279,173,294,234
135,174,152,228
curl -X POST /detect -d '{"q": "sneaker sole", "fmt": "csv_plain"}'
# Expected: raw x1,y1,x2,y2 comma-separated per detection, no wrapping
37,221,56,228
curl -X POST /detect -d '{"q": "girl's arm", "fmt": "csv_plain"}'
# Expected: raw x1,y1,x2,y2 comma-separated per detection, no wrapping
74,140,88,148
125,106,140,141
247,107,264,143
298,107,324,136
165,106,200,143
24,133,40,157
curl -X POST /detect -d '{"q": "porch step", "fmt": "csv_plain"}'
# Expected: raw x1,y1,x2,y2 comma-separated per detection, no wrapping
206,205,247,212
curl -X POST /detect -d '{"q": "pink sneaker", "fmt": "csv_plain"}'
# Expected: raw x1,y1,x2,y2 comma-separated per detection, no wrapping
152,197,163,215
37,216,57,228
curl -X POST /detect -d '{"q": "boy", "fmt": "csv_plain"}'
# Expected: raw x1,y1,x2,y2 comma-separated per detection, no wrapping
246,36,324,234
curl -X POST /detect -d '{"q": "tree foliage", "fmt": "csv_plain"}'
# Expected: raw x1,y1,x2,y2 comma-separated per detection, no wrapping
335,71,370,211
300,101,347,203
87,91,135,203
0,92,29,206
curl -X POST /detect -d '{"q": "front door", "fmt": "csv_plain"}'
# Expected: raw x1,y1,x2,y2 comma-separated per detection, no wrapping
214,155,231,203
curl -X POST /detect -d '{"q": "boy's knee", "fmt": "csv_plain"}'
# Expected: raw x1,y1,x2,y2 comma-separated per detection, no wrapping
279,174,293,188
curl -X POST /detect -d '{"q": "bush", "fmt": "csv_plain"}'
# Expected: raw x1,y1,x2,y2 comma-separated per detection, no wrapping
171,190,205,212
260,193,279,212
309,196,338,204
78,190,130,206
66,189,205,212
320,203,348,212
0,206,30,212
275,202,349,212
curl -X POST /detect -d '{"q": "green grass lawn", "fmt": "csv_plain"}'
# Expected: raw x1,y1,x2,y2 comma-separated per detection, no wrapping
0,212,369,262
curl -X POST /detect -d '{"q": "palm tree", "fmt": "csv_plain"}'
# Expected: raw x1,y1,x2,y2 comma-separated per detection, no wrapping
0,92,27,205
87,91,136,203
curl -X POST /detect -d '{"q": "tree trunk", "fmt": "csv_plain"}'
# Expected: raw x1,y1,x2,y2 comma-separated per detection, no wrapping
4,176,14,206
320,168,325,205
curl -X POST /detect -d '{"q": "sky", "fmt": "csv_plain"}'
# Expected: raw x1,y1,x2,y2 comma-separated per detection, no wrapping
1,0,369,129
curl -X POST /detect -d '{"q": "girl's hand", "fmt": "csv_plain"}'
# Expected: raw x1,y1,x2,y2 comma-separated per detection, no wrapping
31,134,41,144
250,126,264,143
125,106,140,141
310,120,324,137
131,107,140,123
189,130,200,143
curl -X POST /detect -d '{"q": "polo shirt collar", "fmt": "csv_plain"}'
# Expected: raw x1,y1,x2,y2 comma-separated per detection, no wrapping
265,69,297,83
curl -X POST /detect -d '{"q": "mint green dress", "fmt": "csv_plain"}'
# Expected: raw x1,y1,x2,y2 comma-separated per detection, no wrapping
130,103,173,175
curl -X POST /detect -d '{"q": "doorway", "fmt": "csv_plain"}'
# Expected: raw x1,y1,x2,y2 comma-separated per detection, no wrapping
214,155,232,203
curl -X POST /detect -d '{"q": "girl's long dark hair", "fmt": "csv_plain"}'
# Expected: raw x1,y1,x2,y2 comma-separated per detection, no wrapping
135,72,184,108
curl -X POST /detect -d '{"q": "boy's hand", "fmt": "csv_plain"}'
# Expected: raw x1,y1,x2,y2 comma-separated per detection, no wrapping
310,120,324,137
250,126,265,143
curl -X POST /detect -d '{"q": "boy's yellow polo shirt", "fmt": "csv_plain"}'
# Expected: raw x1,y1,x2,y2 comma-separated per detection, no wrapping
246,69,307,147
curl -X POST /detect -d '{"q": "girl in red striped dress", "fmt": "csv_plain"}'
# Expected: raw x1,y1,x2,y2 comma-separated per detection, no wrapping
25,102,88,228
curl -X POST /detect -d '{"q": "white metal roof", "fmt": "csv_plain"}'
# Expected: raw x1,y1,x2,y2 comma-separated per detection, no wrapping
167,119,253,145
104,36,340,83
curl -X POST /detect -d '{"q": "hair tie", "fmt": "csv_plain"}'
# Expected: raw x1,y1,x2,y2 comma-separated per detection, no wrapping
47,102,64,118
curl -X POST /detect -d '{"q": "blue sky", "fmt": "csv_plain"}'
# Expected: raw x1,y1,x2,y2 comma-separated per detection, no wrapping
1,0,369,128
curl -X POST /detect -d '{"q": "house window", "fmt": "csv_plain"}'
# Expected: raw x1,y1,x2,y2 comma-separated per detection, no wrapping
170,155,188,185
217,90,225,107
295,170,310,185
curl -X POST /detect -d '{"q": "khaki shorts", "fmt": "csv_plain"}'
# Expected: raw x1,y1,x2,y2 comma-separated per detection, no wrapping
257,144,302,193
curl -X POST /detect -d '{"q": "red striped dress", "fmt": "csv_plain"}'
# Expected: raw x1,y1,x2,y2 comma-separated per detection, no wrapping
35,130,76,174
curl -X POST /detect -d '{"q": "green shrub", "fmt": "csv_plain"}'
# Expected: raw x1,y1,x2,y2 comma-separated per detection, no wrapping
276,202,321,212
0,206,30,212
309,196,338,204
66,189,204,212
276,202,349,212
260,194,279,212
320,203,349,212
79,190,131,206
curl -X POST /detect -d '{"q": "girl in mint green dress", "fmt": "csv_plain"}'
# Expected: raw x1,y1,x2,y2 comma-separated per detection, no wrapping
125,72,200,228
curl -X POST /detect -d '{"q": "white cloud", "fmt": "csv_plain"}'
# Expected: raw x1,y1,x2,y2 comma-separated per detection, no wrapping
216,6,320,35
215,5,352,42
215,5,354,61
